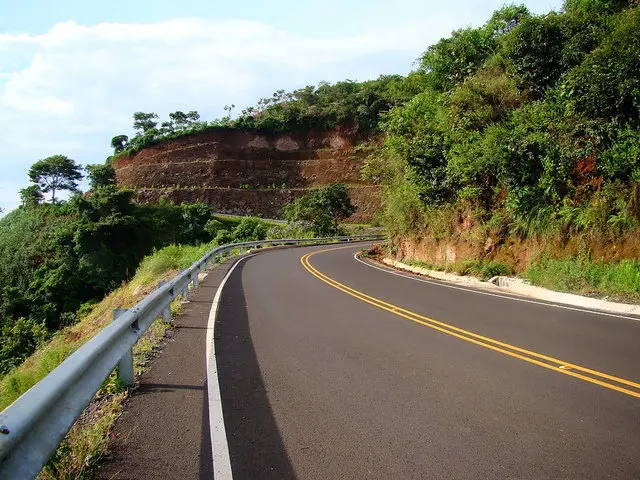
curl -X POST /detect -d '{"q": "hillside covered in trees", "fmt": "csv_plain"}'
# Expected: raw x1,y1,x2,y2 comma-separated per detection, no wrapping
372,0,640,241
106,74,423,159
0,149,355,374
366,0,640,294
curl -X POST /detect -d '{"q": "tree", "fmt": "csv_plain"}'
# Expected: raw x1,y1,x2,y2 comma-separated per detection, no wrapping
232,217,267,242
132,112,159,134
564,6,640,121
28,155,83,203
180,203,214,244
223,105,235,119
0,317,47,373
187,110,200,124
420,26,496,92
168,111,188,130
86,164,117,190
167,110,201,131
19,185,44,207
284,184,356,236
502,13,568,98
110,135,129,154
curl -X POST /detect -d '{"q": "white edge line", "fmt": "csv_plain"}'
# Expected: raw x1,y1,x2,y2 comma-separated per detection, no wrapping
206,253,258,480
352,251,640,323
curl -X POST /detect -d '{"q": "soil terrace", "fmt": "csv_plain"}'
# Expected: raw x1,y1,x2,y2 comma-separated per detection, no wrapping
113,128,380,222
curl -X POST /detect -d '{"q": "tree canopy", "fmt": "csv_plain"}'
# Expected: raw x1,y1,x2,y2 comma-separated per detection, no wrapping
86,164,117,190
28,155,83,202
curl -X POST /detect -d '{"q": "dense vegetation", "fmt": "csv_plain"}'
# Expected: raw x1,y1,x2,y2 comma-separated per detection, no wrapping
360,1,640,272
110,1,640,260
0,159,269,373
0,152,353,374
284,184,356,236
108,74,422,158
355,0,640,299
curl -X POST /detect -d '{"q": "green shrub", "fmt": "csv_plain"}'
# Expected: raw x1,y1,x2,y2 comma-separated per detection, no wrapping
179,203,214,245
0,318,48,374
205,218,224,237
284,184,355,237
214,229,234,245
232,217,268,242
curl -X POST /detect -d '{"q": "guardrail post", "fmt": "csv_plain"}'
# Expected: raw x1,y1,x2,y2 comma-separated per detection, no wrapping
113,309,134,386
183,273,193,300
158,281,172,324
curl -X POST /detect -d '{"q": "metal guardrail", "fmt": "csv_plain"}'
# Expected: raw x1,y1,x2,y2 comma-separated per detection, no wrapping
0,235,383,479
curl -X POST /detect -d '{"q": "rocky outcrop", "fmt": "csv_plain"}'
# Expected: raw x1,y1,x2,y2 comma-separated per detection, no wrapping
112,127,380,222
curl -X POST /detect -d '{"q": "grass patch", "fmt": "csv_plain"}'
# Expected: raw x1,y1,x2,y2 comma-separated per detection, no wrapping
133,318,172,372
455,260,513,280
39,391,126,480
212,214,280,230
404,258,444,271
133,242,214,287
403,258,513,280
524,257,640,301
399,249,640,302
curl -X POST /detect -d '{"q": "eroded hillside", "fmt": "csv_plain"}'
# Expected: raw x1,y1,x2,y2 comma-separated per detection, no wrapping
112,127,379,222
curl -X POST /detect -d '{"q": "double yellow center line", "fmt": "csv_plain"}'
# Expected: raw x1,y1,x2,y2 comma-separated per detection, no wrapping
301,246,640,399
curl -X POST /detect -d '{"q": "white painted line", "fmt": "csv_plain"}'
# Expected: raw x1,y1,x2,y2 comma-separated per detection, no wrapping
206,253,258,480
352,252,640,323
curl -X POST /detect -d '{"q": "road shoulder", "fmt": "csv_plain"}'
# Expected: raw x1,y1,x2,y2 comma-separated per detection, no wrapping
93,259,238,480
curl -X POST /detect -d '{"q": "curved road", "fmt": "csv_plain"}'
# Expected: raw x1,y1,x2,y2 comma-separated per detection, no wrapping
215,243,640,479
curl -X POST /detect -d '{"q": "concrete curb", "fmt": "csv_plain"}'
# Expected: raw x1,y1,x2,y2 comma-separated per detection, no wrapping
382,258,640,317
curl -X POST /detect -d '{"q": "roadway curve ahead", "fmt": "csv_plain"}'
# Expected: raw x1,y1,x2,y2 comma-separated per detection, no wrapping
215,243,640,479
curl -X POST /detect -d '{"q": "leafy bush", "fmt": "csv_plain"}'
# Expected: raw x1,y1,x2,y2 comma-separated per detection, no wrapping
232,217,268,242
284,184,355,237
0,318,48,373
214,229,234,245
180,203,214,245
205,218,224,237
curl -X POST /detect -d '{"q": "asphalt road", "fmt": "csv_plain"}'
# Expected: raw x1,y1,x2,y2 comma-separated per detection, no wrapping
216,243,640,479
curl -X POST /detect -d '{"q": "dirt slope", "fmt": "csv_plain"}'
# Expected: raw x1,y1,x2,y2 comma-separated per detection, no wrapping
112,127,380,222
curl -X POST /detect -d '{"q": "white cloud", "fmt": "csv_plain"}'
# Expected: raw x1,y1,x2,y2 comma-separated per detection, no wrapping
0,16,443,213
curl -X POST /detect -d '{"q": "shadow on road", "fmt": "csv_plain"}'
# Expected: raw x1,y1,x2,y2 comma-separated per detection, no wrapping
200,382,214,480
215,262,297,480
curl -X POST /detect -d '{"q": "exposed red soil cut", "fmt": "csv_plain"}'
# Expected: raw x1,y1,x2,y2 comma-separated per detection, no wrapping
112,127,380,222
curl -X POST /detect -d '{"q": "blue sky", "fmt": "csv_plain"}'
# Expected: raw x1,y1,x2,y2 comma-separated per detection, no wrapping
0,0,563,213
